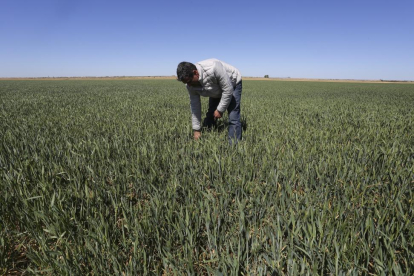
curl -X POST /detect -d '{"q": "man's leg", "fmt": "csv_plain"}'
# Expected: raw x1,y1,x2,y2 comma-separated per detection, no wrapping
227,81,242,144
203,97,221,129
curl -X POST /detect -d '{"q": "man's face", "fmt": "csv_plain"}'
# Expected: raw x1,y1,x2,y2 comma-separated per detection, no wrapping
182,70,200,87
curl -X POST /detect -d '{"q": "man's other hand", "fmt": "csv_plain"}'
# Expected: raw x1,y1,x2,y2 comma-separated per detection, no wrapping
194,130,201,140
214,110,223,119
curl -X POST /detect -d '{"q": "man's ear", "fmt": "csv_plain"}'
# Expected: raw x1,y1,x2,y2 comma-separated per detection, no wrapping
193,70,199,76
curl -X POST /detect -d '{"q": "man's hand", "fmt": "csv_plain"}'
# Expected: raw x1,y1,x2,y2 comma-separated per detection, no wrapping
214,110,223,119
194,130,201,140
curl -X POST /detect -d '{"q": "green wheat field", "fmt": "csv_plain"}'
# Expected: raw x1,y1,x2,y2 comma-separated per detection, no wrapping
1,79,413,275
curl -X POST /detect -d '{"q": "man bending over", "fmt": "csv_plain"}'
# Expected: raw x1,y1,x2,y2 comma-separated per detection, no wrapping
177,58,242,144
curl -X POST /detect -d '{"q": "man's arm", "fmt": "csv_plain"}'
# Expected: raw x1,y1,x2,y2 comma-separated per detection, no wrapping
214,61,234,114
188,89,202,139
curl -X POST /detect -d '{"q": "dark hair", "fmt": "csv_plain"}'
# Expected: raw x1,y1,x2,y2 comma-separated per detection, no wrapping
176,62,196,82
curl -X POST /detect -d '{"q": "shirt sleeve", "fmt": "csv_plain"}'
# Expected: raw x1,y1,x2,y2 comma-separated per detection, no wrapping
187,87,202,130
214,61,234,113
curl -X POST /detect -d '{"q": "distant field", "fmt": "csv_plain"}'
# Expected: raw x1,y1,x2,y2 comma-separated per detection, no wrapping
1,79,413,274
2,76,413,83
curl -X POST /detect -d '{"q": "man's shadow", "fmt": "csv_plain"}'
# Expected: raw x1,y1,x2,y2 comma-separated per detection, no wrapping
204,115,248,133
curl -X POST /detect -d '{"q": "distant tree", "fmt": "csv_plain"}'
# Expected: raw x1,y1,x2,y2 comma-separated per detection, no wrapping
264,75,269,78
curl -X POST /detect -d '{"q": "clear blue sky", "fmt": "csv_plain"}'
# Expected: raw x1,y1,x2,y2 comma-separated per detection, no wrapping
1,0,413,80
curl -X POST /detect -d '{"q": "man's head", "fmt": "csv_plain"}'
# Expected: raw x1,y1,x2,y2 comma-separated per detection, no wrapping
176,61,199,86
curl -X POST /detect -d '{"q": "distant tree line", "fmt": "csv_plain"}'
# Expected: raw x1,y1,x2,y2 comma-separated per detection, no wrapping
380,79,412,83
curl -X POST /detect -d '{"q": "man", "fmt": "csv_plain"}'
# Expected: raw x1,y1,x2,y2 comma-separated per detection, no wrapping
176,58,242,144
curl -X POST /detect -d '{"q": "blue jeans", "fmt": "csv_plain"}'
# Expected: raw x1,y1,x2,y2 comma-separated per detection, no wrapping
203,81,242,144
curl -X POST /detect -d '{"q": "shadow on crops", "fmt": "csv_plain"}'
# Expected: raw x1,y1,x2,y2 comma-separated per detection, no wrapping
204,115,248,133
1,230,31,275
